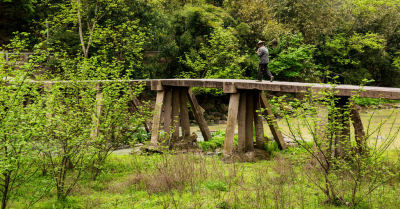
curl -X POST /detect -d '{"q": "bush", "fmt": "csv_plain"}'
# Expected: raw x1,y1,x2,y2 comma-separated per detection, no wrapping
198,131,238,152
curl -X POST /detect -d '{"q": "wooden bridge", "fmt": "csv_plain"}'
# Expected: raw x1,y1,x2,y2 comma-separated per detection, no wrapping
146,79,400,156
30,79,400,156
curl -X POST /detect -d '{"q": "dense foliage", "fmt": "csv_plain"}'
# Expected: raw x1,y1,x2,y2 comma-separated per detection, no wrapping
1,0,400,86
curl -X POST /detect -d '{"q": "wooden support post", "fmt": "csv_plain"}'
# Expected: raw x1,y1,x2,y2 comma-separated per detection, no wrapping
132,97,151,133
260,91,287,150
223,93,240,156
171,88,181,140
91,83,103,140
129,82,152,133
150,89,165,145
180,87,191,141
333,96,350,158
187,88,212,141
245,93,254,152
254,92,266,149
237,92,247,152
163,88,173,134
351,105,365,154
44,83,53,119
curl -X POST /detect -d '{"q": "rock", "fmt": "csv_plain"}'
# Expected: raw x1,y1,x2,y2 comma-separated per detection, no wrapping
244,151,255,159
142,145,163,154
283,137,298,147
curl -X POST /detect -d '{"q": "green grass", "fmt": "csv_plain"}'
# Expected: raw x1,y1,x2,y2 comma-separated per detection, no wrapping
6,148,400,209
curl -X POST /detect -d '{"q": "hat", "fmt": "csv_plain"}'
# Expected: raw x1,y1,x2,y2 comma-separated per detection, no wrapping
257,40,265,45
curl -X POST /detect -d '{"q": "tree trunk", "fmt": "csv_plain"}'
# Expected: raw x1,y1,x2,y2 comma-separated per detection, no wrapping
1,173,10,209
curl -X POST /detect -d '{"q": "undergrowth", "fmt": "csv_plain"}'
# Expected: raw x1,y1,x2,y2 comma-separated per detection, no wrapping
6,149,400,209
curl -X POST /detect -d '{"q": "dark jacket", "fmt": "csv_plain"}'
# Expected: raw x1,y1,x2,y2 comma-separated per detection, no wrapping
257,46,269,64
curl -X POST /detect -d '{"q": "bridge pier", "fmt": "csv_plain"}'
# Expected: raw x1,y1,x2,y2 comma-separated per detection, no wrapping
329,96,366,157
150,81,211,145
223,87,287,157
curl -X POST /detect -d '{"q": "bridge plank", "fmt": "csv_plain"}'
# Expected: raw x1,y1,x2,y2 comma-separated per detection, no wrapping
28,79,400,100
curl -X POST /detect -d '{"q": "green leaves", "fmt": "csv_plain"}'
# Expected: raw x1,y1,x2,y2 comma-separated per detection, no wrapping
269,33,320,81
180,27,246,79
323,32,387,84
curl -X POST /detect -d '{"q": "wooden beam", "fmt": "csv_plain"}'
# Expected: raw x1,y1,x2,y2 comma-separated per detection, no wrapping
150,90,165,145
223,93,240,156
171,88,181,140
254,92,266,149
245,93,254,152
91,83,103,140
333,96,350,158
151,80,163,91
163,88,172,134
237,92,247,152
18,79,400,100
351,105,365,154
179,87,191,141
260,91,287,149
132,97,151,134
187,88,212,141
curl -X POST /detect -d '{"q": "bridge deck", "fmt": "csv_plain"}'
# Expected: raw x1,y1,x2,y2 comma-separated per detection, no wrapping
34,79,400,100
156,79,400,99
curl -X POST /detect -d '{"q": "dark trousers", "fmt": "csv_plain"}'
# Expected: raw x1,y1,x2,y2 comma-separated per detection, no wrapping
258,63,273,81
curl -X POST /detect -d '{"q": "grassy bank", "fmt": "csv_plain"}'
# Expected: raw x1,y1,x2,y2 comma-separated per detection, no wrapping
8,147,400,209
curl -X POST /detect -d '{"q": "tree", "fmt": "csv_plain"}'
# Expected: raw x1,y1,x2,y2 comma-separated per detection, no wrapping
322,33,392,85
224,0,290,49
90,82,150,180
270,85,400,206
180,27,246,79
270,0,343,44
44,0,148,79
268,33,320,82
0,33,42,209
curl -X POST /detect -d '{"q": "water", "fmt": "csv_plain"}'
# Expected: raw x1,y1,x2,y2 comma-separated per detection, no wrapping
190,108,400,150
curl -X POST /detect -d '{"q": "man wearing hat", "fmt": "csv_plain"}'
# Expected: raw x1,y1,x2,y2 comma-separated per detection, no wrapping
256,40,274,82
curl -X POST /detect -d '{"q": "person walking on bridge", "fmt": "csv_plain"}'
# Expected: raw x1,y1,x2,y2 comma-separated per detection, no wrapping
256,40,274,82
